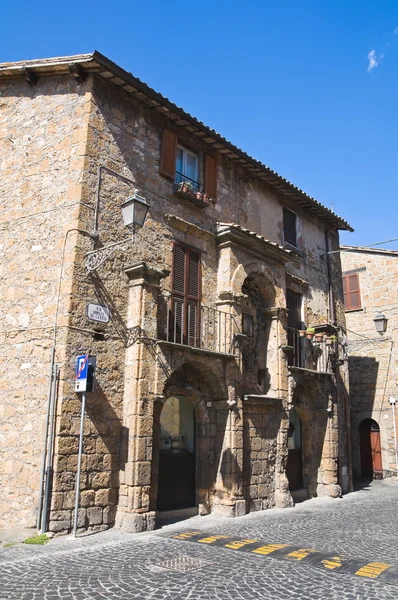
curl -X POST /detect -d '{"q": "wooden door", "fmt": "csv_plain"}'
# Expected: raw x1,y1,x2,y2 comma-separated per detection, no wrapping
370,430,383,478
359,419,382,479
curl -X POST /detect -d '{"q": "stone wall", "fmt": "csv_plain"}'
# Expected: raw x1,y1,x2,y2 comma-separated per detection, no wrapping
0,75,93,527
0,64,350,531
341,249,398,478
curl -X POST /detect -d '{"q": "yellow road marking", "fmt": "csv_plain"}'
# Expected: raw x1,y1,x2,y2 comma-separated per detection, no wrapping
355,562,392,579
252,543,290,555
172,531,202,540
225,539,258,550
285,548,318,561
198,535,230,544
321,556,347,570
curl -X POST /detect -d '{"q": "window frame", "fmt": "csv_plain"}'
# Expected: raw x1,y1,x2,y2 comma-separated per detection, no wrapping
283,208,298,248
176,144,200,186
343,272,362,311
171,241,202,346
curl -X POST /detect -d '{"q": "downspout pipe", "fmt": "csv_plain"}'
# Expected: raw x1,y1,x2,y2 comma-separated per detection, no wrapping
37,227,96,532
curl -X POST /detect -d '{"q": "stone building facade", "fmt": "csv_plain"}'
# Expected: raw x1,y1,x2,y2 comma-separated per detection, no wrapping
341,246,398,480
0,52,352,533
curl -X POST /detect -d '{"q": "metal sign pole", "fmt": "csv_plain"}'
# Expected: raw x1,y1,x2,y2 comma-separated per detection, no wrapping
73,392,86,538
392,402,398,472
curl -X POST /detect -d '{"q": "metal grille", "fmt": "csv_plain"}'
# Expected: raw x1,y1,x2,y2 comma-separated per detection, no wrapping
150,556,210,572
287,328,332,373
164,295,240,354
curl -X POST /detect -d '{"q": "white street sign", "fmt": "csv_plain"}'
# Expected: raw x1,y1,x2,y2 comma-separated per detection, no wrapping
87,303,110,324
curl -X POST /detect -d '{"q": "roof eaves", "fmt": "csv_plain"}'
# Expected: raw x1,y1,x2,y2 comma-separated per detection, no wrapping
0,50,353,232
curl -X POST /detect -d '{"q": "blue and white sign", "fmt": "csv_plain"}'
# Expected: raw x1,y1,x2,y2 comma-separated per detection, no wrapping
75,354,88,392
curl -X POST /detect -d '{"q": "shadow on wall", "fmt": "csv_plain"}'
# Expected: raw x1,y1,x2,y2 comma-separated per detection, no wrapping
242,406,281,510
348,356,379,482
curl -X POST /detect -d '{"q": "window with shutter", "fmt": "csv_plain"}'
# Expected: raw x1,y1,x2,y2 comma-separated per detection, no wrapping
343,273,362,310
160,129,177,179
160,129,217,205
170,243,201,346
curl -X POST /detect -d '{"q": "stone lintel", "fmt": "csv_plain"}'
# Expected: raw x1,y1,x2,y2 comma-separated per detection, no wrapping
286,272,309,288
216,224,291,265
243,394,283,406
125,262,169,288
165,214,214,241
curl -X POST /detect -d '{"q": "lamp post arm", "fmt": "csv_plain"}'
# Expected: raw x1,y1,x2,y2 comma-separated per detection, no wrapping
85,237,132,272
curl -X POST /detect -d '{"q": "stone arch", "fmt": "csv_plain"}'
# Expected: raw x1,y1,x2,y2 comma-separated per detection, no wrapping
352,409,389,481
239,270,278,395
230,260,278,297
151,361,228,516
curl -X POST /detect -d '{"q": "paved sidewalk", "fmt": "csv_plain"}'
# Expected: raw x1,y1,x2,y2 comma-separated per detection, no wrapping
1,479,397,599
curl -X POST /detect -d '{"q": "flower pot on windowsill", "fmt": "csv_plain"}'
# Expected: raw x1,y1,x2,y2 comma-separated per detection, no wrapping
314,334,323,342
298,330,306,338
173,183,210,208
305,328,315,340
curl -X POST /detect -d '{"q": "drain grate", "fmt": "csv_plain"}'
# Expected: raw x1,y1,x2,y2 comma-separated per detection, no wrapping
149,555,210,573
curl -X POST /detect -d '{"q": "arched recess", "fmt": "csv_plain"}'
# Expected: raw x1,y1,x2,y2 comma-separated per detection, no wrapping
290,382,329,497
359,418,383,479
240,272,277,394
151,361,228,515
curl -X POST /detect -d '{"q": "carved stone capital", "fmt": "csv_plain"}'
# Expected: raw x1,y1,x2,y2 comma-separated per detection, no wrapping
125,262,169,288
217,290,248,306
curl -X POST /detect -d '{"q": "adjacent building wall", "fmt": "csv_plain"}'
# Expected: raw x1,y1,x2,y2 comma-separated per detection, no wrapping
341,248,398,479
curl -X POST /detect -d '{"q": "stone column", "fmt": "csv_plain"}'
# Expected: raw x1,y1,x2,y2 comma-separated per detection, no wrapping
212,382,246,517
116,262,168,532
317,391,342,498
270,307,293,508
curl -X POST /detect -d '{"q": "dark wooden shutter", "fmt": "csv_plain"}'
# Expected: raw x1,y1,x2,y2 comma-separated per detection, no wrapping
171,244,201,346
205,155,217,198
343,273,361,310
160,129,177,179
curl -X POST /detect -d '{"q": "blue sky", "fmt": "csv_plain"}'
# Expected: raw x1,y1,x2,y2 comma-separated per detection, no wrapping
2,0,398,248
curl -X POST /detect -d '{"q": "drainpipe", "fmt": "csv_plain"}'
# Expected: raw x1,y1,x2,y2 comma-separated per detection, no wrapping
325,228,353,492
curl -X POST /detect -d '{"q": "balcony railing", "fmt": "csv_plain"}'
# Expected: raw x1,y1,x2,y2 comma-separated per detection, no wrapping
159,295,240,355
174,171,201,193
287,328,333,373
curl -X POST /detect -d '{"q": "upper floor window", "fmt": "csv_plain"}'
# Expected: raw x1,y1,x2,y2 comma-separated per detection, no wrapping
343,273,361,311
176,145,199,190
159,128,217,202
283,208,297,247
170,242,201,346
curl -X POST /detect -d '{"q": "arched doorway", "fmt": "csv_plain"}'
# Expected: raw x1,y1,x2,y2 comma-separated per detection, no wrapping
286,408,303,491
359,419,383,479
157,395,196,511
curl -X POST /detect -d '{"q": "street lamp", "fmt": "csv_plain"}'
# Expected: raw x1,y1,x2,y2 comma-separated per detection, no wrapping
85,191,149,272
121,192,149,239
373,313,388,335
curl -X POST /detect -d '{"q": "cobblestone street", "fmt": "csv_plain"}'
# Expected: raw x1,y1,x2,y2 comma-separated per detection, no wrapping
1,480,398,600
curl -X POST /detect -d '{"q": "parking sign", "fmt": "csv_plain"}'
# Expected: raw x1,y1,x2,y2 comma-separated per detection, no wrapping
75,354,88,392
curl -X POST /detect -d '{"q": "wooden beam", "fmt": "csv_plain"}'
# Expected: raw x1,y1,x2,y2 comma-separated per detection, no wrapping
23,68,37,85
68,63,86,83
